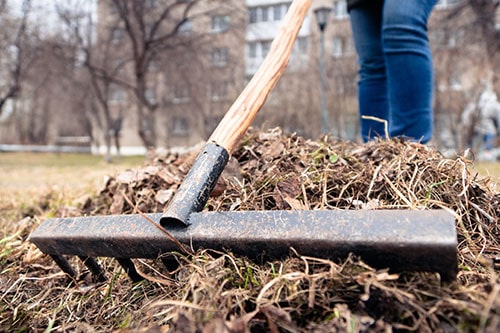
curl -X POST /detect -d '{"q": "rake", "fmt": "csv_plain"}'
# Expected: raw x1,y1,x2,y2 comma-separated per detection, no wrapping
29,0,457,283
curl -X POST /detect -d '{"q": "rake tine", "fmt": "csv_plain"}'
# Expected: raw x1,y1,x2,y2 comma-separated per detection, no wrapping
116,258,143,283
160,256,180,273
79,256,107,282
50,254,77,279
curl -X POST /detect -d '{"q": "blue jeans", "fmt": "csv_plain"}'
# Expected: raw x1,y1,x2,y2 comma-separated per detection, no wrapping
349,0,437,143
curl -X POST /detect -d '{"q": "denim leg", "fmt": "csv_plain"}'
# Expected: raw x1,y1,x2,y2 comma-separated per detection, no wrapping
349,1,388,142
382,0,437,143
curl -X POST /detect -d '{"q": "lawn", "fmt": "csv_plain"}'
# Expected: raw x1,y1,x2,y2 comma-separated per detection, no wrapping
474,160,500,190
0,153,145,237
1,151,498,201
0,153,144,201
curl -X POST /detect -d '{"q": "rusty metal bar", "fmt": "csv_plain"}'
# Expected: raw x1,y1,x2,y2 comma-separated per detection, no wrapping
31,210,457,281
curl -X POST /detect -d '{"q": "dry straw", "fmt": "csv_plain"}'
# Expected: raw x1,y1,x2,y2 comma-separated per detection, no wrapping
2,128,498,332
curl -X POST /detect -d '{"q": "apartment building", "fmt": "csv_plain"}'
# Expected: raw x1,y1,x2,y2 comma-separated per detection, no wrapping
93,0,497,152
238,0,498,146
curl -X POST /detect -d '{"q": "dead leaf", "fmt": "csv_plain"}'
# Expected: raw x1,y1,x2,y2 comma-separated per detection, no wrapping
116,170,137,185
110,193,125,215
283,197,308,210
156,189,174,204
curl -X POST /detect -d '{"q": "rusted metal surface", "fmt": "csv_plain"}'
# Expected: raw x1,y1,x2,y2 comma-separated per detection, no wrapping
116,258,143,283
50,254,77,278
160,142,229,228
79,256,107,282
31,209,457,281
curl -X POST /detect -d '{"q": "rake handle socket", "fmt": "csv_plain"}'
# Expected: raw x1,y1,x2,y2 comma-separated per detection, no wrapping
160,142,229,228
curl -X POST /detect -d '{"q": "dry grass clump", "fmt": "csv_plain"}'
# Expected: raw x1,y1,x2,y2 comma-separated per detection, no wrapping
1,128,499,332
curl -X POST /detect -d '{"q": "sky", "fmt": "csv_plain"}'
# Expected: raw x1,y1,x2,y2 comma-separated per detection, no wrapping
7,0,97,35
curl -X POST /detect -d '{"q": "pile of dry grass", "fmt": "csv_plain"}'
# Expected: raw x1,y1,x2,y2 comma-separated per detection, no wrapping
1,128,499,332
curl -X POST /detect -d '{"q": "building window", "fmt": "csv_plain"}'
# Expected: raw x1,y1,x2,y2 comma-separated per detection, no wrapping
261,6,270,22
449,75,462,91
248,42,258,58
211,47,229,67
147,60,158,73
333,1,348,19
145,88,156,104
261,41,271,57
430,30,444,44
109,87,125,103
212,15,230,33
205,115,221,134
172,116,189,136
436,0,462,9
110,2,120,14
110,27,125,44
145,22,155,35
248,7,258,24
293,37,308,54
345,36,355,55
144,0,156,10
248,3,289,24
332,37,342,58
247,40,275,59
447,29,464,48
178,19,192,34
331,36,354,58
273,4,283,21
496,6,500,31
431,29,464,48
210,81,228,101
171,84,190,104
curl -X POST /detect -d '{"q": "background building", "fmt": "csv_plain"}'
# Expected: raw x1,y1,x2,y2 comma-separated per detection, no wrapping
0,0,498,156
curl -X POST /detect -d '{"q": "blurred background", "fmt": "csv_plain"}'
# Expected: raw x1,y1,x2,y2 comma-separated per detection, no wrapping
0,0,498,162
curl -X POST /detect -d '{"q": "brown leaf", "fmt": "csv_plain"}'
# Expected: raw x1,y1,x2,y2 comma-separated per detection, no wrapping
283,197,308,210
110,193,125,215
260,305,298,333
273,177,303,209
156,169,178,185
210,178,227,197
277,177,300,198
156,189,174,204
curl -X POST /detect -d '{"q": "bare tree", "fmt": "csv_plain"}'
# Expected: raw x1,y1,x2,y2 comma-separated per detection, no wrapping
106,0,243,148
447,0,499,89
57,1,127,161
0,0,37,117
431,0,500,151
467,0,500,89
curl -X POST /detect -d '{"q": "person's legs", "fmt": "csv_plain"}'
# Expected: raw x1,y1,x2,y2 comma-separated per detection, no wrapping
382,0,437,143
349,1,387,142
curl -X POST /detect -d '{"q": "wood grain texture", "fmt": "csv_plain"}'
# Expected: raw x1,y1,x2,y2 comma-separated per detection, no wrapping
208,0,312,154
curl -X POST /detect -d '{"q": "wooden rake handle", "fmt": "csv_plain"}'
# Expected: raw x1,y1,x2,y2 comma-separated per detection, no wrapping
209,0,312,155
161,0,311,228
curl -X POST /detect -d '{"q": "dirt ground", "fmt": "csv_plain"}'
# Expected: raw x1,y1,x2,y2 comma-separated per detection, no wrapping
1,129,499,332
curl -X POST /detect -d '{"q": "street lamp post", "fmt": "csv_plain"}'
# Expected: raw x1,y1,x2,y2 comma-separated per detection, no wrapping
314,6,332,134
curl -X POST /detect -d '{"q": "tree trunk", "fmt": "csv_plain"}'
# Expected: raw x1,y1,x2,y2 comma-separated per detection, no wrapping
468,0,500,90
137,104,156,148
